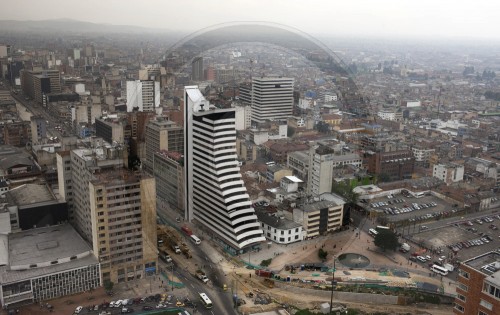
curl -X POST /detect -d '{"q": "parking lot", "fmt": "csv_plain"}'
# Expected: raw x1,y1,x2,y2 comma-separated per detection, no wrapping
409,213,500,263
369,193,457,225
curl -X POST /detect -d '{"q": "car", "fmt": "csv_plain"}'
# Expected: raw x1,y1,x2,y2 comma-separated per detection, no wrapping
75,306,83,314
115,300,123,308
156,303,165,309
417,256,427,263
409,256,418,262
425,255,432,261
109,301,116,308
143,306,153,311
475,219,483,225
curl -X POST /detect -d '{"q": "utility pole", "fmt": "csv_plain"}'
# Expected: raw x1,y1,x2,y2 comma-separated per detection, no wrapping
329,256,336,314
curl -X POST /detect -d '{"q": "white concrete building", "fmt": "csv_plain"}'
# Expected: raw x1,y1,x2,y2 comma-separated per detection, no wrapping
184,86,265,253
256,211,303,244
293,200,344,238
433,163,464,185
233,103,252,130
251,77,294,124
126,80,160,112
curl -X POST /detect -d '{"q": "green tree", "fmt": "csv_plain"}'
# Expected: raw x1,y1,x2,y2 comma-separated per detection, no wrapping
318,248,328,260
103,280,114,292
374,229,399,252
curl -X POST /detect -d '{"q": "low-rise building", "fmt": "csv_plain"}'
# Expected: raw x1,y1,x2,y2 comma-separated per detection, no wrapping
293,200,344,239
0,224,100,308
433,163,464,185
257,211,303,244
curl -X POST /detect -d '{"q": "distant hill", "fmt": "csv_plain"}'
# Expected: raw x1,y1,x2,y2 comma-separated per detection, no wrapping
0,18,171,34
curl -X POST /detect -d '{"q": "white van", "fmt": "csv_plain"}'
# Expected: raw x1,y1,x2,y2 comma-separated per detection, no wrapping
190,234,201,245
75,306,83,314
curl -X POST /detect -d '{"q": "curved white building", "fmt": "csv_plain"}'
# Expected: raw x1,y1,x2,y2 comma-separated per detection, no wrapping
184,86,265,253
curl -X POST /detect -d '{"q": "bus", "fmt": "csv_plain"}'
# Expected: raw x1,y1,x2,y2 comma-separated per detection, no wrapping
199,293,213,309
368,228,378,237
190,234,201,245
430,264,449,276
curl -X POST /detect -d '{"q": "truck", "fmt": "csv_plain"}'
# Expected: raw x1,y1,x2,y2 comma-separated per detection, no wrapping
443,263,454,272
181,226,193,236
399,243,411,253
171,244,181,254
196,271,209,283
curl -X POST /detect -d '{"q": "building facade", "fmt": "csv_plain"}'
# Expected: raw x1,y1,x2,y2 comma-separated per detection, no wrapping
294,200,344,238
153,150,184,213
454,252,499,315
88,170,157,284
251,77,294,124
20,69,61,105
433,163,465,185
126,80,160,112
144,119,183,173
184,86,265,253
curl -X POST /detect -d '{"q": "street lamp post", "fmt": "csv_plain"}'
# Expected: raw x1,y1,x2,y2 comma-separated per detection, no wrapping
171,264,174,291
329,256,336,314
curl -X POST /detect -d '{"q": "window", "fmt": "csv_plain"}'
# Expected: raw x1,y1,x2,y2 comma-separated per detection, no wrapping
457,294,466,302
483,283,500,299
458,283,468,292
479,311,488,315
454,303,464,313
458,269,470,279
479,299,492,311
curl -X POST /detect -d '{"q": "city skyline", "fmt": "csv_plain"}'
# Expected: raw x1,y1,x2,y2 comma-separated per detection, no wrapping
1,0,500,40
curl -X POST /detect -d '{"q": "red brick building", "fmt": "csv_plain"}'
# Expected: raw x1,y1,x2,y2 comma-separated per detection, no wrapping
454,252,500,315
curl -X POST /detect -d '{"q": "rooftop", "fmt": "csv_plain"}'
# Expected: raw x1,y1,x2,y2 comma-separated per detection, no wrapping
464,251,500,276
1,224,98,284
7,184,55,206
303,200,342,212
256,210,301,230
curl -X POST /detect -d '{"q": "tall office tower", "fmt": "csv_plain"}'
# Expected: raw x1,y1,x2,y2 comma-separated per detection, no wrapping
250,76,294,125
238,83,252,105
126,80,160,112
184,86,265,253
20,69,61,105
61,143,157,283
144,119,184,173
191,57,204,81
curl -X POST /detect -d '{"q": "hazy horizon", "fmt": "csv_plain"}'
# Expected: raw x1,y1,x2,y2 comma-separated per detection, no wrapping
1,0,500,41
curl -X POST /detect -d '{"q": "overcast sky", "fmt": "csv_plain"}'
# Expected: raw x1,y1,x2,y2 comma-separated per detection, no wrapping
1,0,499,40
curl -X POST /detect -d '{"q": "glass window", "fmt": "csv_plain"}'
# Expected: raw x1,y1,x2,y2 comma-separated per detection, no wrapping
479,299,492,311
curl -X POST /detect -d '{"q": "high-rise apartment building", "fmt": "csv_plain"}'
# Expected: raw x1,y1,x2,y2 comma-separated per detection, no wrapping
453,252,499,315
126,80,160,112
59,143,157,283
184,86,265,253
144,119,183,173
251,76,294,125
191,57,204,81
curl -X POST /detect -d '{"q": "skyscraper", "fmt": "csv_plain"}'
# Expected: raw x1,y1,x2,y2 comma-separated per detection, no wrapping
126,80,160,112
144,119,184,173
191,57,204,81
251,76,294,125
184,86,265,253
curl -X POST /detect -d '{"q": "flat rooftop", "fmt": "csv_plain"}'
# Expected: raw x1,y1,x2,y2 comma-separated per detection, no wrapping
1,223,98,284
9,223,92,267
464,251,500,276
7,184,55,206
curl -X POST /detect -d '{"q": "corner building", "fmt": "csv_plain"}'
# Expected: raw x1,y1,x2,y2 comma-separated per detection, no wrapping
184,86,265,254
454,252,499,315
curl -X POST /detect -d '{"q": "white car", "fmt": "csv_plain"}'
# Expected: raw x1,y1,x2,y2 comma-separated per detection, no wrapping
114,300,123,307
417,256,427,263
75,306,83,314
